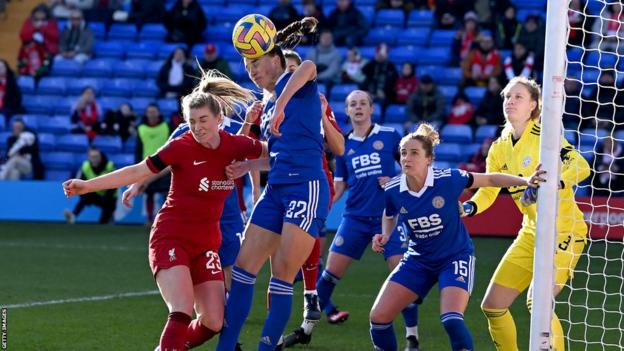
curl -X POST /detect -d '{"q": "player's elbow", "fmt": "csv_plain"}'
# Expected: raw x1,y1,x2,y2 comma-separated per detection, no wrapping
300,60,317,80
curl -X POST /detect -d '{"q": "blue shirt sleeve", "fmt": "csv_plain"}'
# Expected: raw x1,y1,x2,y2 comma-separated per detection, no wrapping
170,123,189,140
451,168,472,197
334,154,347,182
392,130,402,161
384,188,398,217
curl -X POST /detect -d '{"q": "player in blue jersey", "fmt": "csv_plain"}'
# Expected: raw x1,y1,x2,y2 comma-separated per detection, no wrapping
216,17,331,351
369,123,545,351
313,89,420,350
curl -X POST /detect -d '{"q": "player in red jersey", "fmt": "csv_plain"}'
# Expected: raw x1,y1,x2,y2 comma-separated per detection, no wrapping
63,72,267,351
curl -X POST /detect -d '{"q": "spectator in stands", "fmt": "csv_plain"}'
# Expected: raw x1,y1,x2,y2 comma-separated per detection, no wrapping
164,0,207,47
394,62,418,104
493,5,521,51
474,76,504,126
56,9,94,65
84,0,123,25
135,103,170,226
582,70,624,130
48,0,95,19
64,147,117,224
568,0,587,47
301,0,326,44
362,43,398,107
375,0,415,14
452,11,480,65
269,0,300,31
502,42,534,83
461,33,502,87
113,0,165,29
434,0,473,29
198,43,233,79
516,14,545,72
0,59,24,121
341,47,367,85
458,137,493,173
157,47,196,99
327,0,369,47
447,91,474,125
0,118,44,180
480,0,511,30
17,38,52,80
20,4,59,55
592,136,624,196
562,78,582,130
71,86,102,141
100,102,137,142
591,3,624,54
305,29,342,87
405,74,446,131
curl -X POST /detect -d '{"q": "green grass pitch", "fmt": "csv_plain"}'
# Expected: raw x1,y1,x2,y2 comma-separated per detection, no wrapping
0,222,618,350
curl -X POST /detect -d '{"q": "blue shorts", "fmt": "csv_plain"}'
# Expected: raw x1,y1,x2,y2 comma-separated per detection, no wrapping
249,179,329,237
389,252,476,302
219,216,244,267
330,216,408,260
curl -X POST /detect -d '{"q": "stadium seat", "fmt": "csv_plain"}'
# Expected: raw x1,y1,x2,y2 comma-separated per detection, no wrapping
330,84,358,102
139,23,167,41
11,114,40,130
511,0,545,10
108,23,138,41
330,102,347,123
581,69,600,84
364,27,398,46
417,66,461,86
227,0,256,5
45,169,72,181
396,28,430,46
579,128,609,148
415,47,452,65
435,143,464,162
38,116,72,134
201,5,223,22
90,22,106,40
126,41,160,60
0,115,5,131
123,137,137,153
101,78,136,97
0,131,9,149
464,86,487,106
475,125,498,143
23,95,59,115
145,60,164,79
41,151,75,170
428,30,456,47
158,98,180,116
358,46,376,60
384,104,407,123
92,135,123,153
109,153,135,168
228,61,247,81
433,160,452,169
99,97,128,113
441,124,473,144
54,97,76,115
157,43,187,60
461,143,481,160
50,59,82,77
17,76,35,94
132,79,160,98
564,130,577,145
389,45,423,65
38,133,56,151
215,6,254,24
407,10,434,28
67,78,102,96
383,122,405,136
204,23,234,42
82,58,117,78
37,77,67,95
94,40,129,60
567,47,584,63
57,134,89,152
114,59,149,79
585,51,618,69
438,85,458,102
372,103,382,123
130,98,154,114
220,45,241,61
375,9,405,28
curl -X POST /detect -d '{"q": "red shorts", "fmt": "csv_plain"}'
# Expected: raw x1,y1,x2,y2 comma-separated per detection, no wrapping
148,239,224,285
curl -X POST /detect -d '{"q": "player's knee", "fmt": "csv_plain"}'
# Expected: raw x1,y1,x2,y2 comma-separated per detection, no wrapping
199,313,223,332
369,305,393,324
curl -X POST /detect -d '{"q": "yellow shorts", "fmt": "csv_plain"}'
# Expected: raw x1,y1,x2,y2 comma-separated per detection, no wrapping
492,230,586,292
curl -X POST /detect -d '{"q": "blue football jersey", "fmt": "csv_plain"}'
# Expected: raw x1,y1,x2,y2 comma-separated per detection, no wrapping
384,168,474,268
170,117,243,222
259,72,325,184
334,124,401,217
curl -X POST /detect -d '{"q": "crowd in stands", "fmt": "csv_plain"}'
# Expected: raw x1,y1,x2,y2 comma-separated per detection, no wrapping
0,0,623,206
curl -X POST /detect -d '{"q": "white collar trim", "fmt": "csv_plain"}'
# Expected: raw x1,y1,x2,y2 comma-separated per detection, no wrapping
400,166,434,197
349,124,381,141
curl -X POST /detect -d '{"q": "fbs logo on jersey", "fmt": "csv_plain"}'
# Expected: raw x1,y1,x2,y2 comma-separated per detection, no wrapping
198,177,210,191
400,207,408,214
169,248,176,262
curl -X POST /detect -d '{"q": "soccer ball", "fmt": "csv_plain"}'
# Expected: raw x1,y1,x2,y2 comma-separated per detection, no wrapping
232,14,277,59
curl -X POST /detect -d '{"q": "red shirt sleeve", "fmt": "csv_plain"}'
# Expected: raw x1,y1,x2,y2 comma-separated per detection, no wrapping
145,139,179,173
325,105,342,134
231,134,263,160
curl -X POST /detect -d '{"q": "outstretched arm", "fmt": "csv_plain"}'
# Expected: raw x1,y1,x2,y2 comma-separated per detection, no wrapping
63,161,154,197
270,60,317,136
122,167,170,207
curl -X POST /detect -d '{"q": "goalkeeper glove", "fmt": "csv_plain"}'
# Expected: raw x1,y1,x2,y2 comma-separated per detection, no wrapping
459,201,475,217
520,187,538,207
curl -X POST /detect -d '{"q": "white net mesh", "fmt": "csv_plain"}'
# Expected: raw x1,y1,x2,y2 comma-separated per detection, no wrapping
557,1,624,349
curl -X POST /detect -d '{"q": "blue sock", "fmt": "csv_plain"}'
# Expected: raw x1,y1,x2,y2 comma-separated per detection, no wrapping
441,312,473,351
370,321,397,351
216,266,256,351
317,269,339,314
401,303,418,328
258,278,293,351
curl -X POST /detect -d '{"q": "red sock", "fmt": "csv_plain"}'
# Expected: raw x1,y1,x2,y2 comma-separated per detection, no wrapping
185,319,218,349
159,311,191,351
302,237,321,291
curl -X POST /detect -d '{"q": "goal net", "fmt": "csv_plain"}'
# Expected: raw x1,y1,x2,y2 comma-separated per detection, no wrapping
555,0,624,349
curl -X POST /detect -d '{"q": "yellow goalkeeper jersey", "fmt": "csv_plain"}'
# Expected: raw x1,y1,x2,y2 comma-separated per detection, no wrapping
470,119,590,237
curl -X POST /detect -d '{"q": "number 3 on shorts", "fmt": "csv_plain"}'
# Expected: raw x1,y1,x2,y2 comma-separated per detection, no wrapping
286,200,307,219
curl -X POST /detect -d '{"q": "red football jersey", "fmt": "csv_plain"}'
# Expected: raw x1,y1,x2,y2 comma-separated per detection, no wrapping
322,105,341,207
146,130,262,253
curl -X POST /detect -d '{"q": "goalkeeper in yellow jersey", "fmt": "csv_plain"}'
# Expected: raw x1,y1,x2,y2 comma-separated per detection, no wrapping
461,77,590,351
